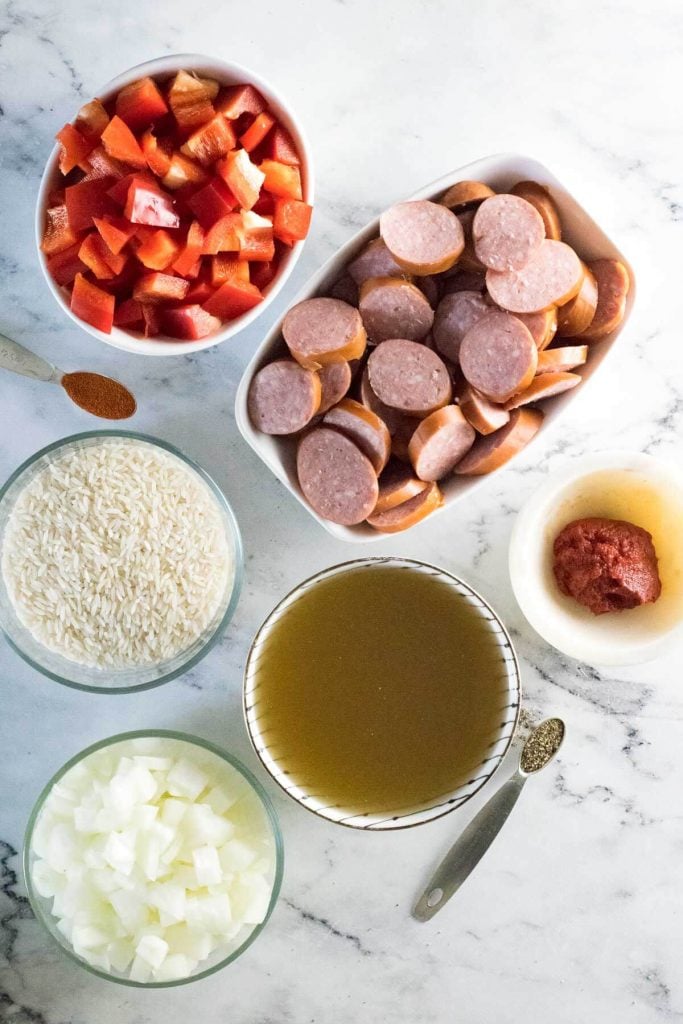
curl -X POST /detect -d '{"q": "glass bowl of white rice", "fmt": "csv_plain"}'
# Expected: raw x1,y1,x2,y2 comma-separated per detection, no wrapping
24,730,284,986
0,432,242,692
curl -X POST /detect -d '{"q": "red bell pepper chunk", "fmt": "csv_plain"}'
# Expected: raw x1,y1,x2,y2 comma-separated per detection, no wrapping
202,278,263,320
141,302,161,337
202,213,241,255
268,126,301,166
107,171,156,206
141,130,173,177
113,297,144,328
115,77,168,132
79,233,127,279
216,84,266,120
159,304,221,340
93,215,136,255
135,228,181,270
124,179,180,228
47,243,86,286
180,115,236,166
239,112,275,153
41,205,81,255
273,198,313,244
162,152,209,191
259,159,303,200
101,116,147,170
188,177,237,228
74,99,110,144
172,220,205,277
71,273,115,333
133,272,189,303
184,277,215,304
237,211,275,262
216,149,264,211
249,259,278,292
82,146,127,181
252,191,275,217
65,177,118,232
211,253,249,286
56,123,95,174
168,71,215,132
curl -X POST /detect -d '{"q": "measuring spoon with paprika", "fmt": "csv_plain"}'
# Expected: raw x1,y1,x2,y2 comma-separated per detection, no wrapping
0,333,136,420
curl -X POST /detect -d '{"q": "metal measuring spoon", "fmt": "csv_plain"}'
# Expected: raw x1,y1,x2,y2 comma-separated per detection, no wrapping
0,332,136,419
413,717,565,922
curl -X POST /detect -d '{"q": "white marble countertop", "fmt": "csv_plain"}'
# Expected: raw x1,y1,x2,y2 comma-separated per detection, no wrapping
1,1,682,1021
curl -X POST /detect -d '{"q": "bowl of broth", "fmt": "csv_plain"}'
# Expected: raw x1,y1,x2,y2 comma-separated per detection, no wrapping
243,557,521,829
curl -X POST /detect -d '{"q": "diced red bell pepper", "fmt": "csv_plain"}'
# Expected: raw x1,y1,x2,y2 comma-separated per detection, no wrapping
180,115,236,166
259,159,303,200
237,210,275,262
252,191,275,217
107,171,157,205
113,297,144,327
47,243,86,286
211,253,250,286
168,71,215,132
141,130,173,177
74,99,110,144
172,220,205,277
101,116,147,170
184,277,214,304
268,126,301,166
216,83,266,120
273,198,313,244
65,177,118,232
239,112,275,153
56,124,95,174
71,273,115,333
141,302,161,337
198,76,219,100
41,205,81,255
47,187,66,207
202,278,263,319
82,146,127,181
124,178,180,228
216,149,264,211
202,213,241,255
159,304,221,340
115,77,168,132
188,177,237,228
162,152,209,190
93,215,136,254
249,259,278,292
78,233,127,279
133,272,189,303
136,228,181,270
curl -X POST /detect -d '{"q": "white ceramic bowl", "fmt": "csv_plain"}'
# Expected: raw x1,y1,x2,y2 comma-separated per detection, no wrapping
509,452,683,665
35,53,314,357
235,153,636,541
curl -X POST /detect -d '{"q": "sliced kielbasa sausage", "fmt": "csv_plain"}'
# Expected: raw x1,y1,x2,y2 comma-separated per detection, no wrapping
557,263,598,337
537,345,588,373
283,297,367,369
318,360,353,414
367,481,443,533
380,200,464,276
432,290,490,364
579,258,630,340
510,180,562,241
347,237,405,285
323,397,391,473
454,408,543,475
458,383,510,435
367,339,453,416
359,276,434,343
514,308,558,350
459,310,538,403
441,180,495,212
373,460,428,515
408,405,476,481
248,359,321,435
486,240,583,314
473,194,545,272
504,372,581,410
297,426,379,526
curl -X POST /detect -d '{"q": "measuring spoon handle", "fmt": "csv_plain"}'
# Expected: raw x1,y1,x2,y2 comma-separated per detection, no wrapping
0,333,60,383
413,772,526,921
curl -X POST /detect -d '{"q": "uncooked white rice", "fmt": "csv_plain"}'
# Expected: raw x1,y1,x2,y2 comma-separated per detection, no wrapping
1,439,233,669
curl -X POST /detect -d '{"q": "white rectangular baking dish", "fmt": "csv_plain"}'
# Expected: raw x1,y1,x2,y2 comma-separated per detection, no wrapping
235,153,635,542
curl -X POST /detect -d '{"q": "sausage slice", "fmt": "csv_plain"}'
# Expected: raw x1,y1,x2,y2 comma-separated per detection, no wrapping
367,339,453,416
347,237,405,285
456,210,486,273
297,426,379,526
359,366,405,435
486,240,583,313
557,263,598,337
323,397,391,473
367,481,443,533
433,290,490,364
318,361,353,414
380,200,464,276
248,359,321,435
441,270,487,296
374,460,428,515
504,371,581,409
537,345,588,373
408,405,476,481
328,273,359,307
458,383,511,435
359,276,434,343
459,310,538,403
514,308,558,350
579,259,630,340
473,194,545,272
454,408,543,476
441,180,495,212
416,274,440,308
510,181,562,240
283,297,367,369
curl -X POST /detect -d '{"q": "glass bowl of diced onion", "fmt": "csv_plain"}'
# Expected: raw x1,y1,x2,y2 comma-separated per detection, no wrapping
24,731,284,986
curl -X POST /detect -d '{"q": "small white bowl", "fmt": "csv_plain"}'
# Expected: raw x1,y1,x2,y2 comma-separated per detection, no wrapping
509,452,683,665
35,53,314,357
235,152,635,542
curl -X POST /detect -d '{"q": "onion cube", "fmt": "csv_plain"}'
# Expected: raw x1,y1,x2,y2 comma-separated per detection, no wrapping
103,830,136,875
166,758,208,800
230,872,271,925
129,954,153,983
192,845,222,887
72,924,112,949
160,798,189,828
147,882,186,925
164,922,212,961
185,892,231,934
136,934,169,970
154,953,196,982
218,839,257,873
108,938,135,973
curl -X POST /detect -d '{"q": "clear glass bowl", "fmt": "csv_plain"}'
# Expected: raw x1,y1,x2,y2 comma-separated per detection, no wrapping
0,431,243,692
24,730,284,987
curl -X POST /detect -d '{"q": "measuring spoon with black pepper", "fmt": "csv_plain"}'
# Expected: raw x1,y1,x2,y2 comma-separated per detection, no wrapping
413,717,566,921
0,332,136,420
